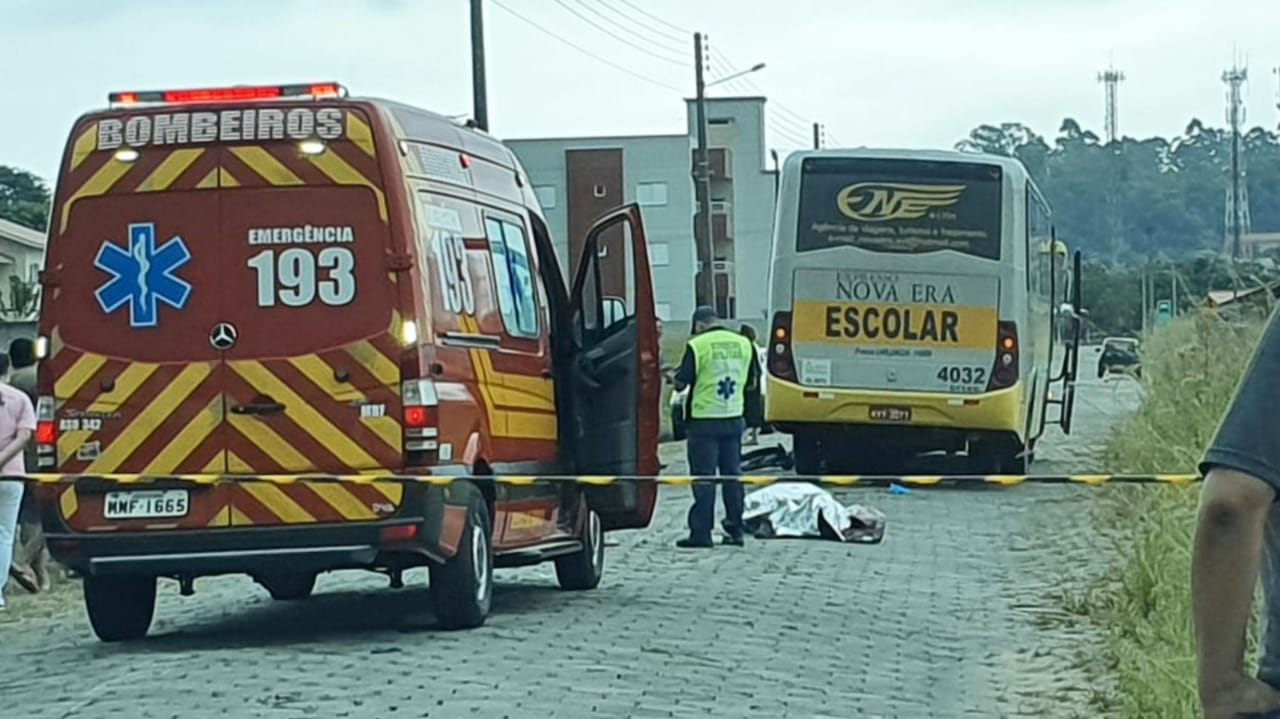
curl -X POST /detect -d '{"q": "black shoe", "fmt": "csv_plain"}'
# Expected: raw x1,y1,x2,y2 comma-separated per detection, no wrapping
721,535,745,547
676,537,714,549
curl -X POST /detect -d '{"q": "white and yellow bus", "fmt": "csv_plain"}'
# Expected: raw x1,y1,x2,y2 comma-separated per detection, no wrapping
764,149,1082,474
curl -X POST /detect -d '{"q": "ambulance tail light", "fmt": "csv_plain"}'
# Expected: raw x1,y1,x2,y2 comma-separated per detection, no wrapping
108,82,347,106
35,396,56,469
988,322,1020,391
402,379,439,464
768,312,798,382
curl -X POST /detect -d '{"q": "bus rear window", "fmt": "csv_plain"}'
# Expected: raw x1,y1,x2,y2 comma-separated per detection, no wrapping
796,157,1002,259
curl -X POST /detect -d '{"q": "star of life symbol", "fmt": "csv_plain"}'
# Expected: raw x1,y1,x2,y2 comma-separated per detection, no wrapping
94,222,193,328
716,376,737,401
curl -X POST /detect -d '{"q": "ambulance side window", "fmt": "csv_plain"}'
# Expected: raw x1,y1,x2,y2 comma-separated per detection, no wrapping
483,214,539,338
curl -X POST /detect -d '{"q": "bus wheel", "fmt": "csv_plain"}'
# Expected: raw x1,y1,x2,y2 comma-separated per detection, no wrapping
429,483,493,630
793,433,822,476
84,575,156,642
555,508,605,591
970,440,1027,475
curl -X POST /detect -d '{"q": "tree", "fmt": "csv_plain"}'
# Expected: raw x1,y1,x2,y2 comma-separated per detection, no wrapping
0,166,51,232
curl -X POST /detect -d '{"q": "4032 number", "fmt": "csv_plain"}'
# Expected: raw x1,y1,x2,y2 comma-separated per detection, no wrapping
936,366,987,385
248,247,356,308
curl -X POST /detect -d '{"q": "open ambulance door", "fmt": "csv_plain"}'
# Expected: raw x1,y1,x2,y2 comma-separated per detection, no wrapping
564,204,660,531
1045,243,1084,436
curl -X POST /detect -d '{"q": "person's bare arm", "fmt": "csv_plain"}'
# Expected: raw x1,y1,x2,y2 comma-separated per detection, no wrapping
1194,467,1280,716
0,427,32,470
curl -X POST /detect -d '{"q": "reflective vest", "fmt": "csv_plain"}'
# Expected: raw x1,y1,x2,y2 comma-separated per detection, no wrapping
687,328,753,420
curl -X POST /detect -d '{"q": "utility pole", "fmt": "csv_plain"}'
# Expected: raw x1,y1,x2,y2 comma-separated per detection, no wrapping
1098,66,1125,144
1223,63,1249,259
812,123,821,149
692,32,714,309
470,0,489,131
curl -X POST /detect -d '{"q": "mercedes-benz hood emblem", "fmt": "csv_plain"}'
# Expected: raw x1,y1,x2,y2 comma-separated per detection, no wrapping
210,322,238,350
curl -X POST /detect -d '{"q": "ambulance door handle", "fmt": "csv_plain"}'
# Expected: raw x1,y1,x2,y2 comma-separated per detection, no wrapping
231,402,286,416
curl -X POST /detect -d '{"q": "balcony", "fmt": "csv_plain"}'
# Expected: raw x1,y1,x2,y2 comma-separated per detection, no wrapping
694,201,734,246
689,147,734,180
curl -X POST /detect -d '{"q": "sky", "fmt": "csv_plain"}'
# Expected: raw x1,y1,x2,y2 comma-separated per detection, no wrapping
2,0,1279,183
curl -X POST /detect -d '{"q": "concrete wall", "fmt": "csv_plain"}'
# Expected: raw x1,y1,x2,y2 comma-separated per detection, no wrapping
507,134,697,323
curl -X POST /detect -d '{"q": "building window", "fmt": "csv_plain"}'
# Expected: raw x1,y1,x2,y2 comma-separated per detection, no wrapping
533,185,556,210
483,215,540,338
648,242,670,267
636,182,668,207
655,302,672,321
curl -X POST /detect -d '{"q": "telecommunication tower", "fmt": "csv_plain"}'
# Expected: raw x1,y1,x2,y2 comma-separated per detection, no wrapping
1223,64,1251,258
1098,66,1125,144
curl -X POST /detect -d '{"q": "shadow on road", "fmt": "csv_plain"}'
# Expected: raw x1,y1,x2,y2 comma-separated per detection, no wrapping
105,580,571,654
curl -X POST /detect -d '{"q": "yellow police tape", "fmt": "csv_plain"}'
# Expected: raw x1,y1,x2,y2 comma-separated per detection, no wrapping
3,473,1203,487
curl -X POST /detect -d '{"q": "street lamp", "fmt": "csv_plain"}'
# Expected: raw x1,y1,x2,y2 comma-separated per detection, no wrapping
692,34,765,310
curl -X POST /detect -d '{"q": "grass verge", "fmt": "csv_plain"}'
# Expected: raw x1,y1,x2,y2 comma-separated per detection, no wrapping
1071,306,1271,716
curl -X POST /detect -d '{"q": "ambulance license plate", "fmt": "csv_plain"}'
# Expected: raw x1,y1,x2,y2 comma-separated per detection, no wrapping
869,406,912,422
104,490,190,519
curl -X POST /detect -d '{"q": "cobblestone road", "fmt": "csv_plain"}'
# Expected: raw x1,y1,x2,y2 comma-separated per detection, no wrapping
0,375,1141,718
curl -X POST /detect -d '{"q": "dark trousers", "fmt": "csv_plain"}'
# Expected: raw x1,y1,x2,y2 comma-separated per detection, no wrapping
686,428,744,542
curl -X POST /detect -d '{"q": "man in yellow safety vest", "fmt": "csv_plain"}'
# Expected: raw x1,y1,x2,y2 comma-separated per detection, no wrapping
672,306,759,548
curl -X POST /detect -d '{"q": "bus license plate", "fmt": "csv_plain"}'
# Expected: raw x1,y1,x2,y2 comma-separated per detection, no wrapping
869,406,912,422
103,490,190,520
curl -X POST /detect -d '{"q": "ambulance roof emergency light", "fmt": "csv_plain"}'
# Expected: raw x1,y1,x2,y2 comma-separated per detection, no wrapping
108,82,347,107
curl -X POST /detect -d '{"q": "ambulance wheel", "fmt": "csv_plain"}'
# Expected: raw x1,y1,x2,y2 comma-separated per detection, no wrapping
430,485,493,630
84,575,156,642
256,571,317,601
792,433,822,476
556,508,604,591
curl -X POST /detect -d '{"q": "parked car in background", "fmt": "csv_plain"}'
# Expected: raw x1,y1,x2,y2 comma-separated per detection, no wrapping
1097,336,1141,378
670,343,771,441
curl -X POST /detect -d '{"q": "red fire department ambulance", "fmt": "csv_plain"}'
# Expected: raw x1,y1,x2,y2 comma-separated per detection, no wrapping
33,82,660,641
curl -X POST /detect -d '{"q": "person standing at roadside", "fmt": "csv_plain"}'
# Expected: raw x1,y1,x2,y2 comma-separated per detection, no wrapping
0,354,36,610
673,307,758,548
1192,307,1280,718
8,338,46,592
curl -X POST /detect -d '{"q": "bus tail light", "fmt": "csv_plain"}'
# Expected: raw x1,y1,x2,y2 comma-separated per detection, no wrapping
402,379,439,465
988,322,1020,390
768,312,798,382
35,396,56,469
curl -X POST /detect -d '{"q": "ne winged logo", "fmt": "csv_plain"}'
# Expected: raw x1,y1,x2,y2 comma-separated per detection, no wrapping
835,183,966,222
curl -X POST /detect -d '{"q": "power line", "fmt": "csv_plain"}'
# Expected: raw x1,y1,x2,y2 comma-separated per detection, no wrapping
550,0,686,66
594,0,687,51
491,0,684,93
614,0,691,36
709,48,815,126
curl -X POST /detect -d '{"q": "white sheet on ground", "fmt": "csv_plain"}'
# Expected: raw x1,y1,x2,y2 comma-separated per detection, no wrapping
742,483,884,541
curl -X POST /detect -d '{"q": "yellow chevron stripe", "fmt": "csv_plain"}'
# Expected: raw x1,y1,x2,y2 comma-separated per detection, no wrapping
142,395,222,474
307,482,376,520
370,481,404,503
229,505,254,526
230,146,303,185
85,363,210,472
243,482,316,523
230,360,379,468
70,125,99,171
305,150,389,221
346,113,377,158
202,453,224,473
206,504,230,527
288,354,400,453
219,167,241,187
54,352,108,400
58,361,161,460
59,487,78,520
344,340,399,388
59,155,135,232
135,149,203,192
226,415,311,472
196,168,218,189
